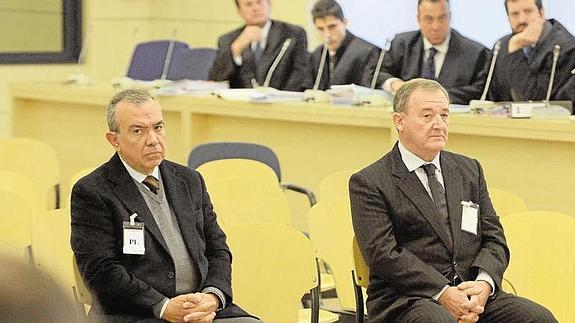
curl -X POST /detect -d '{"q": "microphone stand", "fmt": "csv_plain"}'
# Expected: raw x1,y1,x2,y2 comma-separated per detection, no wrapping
304,37,332,103
361,39,391,106
469,40,501,110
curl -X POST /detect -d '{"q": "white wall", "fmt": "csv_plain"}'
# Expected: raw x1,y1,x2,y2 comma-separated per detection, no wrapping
339,0,574,48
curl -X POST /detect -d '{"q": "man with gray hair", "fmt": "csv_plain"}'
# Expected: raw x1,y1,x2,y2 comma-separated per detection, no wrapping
350,79,556,322
71,89,259,322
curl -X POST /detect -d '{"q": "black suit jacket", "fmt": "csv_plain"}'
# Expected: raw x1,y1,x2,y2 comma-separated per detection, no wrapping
370,29,489,104
208,20,308,91
349,144,509,321
303,32,380,90
71,154,250,321
488,19,575,107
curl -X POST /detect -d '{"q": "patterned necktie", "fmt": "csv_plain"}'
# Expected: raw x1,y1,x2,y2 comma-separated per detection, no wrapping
421,47,438,79
254,42,263,64
143,175,159,195
421,164,448,222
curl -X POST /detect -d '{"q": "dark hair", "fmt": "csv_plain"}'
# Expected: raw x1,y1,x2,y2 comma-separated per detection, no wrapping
312,0,345,22
504,0,543,14
418,0,449,6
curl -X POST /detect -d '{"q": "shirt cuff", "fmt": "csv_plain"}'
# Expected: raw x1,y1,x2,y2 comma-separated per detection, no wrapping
152,297,170,319
383,77,400,92
476,270,496,296
432,285,450,301
202,286,226,310
233,55,243,66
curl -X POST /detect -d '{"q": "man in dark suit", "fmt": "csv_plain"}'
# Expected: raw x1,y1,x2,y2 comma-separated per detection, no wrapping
370,0,489,104
488,0,575,106
349,79,556,322
71,89,259,322
303,0,379,90
208,0,308,91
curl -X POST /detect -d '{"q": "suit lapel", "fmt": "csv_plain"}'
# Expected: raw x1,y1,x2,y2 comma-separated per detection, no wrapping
440,153,463,257
108,154,169,254
437,31,460,83
391,147,453,249
406,35,424,79
160,163,201,268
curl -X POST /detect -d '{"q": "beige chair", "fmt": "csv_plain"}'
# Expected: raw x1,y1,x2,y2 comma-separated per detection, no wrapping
318,169,357,201
488,187,528,216
308,197,357,312
0,138,61,209
501,211,575,322
66,167,97,207
73,254,93,314
0,170,44,216
226,223,339,323
352,236,370,323
31,208,76,301
0,189,35,263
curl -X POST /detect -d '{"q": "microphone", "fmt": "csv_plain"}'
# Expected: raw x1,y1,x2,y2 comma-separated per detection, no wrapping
480,40,501,101
545,45,561,104
262,38,292,88
360,39,391,106
304,36,332,102
66,24,94,85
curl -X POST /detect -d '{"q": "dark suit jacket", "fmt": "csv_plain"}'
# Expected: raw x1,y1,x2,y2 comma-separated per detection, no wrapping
208,20,308,91
303,31,380,90
71,153,250,321
349,144,509,321
370,29,489,104
488,19,575,107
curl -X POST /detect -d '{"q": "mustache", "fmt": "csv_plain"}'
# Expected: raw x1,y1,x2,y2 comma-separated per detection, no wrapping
513,22,529,34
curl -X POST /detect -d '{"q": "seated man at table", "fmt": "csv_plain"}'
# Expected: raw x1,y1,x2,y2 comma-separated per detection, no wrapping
303,0,380,90
488,0,575,107
369,0,489,104
209,0,308,91
71,89,259,322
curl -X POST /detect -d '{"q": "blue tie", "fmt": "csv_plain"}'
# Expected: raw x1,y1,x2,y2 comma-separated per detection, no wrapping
253,42,263,64
522,46,532,59
421,47,437,79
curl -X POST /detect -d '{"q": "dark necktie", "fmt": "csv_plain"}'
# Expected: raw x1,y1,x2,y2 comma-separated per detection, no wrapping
522,46,532,59
421,164,448,222
328,53,336,85
143,175,159,195
421,47,438,79
254,42,263,64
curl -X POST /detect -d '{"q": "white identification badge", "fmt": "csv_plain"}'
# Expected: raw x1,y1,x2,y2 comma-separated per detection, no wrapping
461,201,479,235
123,213,145,255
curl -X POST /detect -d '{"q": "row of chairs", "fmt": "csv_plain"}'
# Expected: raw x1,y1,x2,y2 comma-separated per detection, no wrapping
127,40,217,81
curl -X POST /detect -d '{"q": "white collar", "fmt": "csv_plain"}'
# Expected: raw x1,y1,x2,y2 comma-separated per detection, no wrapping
119,156,160,183
397,141,442,173
422,30,451,54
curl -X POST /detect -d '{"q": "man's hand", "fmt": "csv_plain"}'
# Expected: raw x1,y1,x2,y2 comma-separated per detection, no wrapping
508,16,545,53
457,280,491,321
438,286,479,322
231,26,263,57
390,79,405,93
181,293,220,322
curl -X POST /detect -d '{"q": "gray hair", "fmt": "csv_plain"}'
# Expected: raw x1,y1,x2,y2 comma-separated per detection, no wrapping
106,89,155,132
393,79,449,113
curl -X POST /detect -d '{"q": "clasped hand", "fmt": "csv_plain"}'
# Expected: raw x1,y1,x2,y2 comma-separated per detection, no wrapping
162,292,220,323
438,280,492,323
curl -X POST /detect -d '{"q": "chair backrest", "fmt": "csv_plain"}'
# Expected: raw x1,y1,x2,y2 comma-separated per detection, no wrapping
188,142,282,182
501,211,575,322
167,47,217,81
72,255,93,307
308,197,356,311
67,167,97,208
0,138,60,210
318,169,358,201
126,40,189,81
352,236,370,289
225,223,320,323
0,189,34,262
197,159,278,186
206,177,291,228
31,208,76,301
0,170,44,216
489,188,528,216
